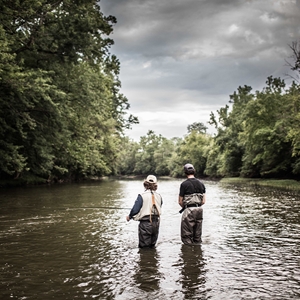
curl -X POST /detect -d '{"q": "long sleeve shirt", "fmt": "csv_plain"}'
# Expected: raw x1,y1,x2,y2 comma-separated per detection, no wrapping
128,194,143,219
128,193,163,219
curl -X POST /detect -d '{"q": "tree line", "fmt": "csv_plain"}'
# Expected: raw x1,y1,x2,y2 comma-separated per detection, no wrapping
1,1,300,184
118,73,300,179
0,0,137,184
118,41,300,179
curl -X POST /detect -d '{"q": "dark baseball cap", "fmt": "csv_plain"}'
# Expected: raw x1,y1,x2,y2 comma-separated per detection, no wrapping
184,163,195,172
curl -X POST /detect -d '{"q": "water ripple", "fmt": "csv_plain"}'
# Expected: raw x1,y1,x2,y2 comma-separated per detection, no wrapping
0,180,300,299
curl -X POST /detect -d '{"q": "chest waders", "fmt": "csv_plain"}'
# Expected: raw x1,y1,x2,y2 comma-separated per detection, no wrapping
139,192,160,248
181,180,203,245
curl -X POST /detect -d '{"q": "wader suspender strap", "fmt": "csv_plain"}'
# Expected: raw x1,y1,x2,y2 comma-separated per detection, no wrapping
187,179,203,205
179,180,203,214
150,192,159,223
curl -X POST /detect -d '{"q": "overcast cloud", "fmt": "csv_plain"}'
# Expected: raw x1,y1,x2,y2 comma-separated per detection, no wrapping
100,0,300,141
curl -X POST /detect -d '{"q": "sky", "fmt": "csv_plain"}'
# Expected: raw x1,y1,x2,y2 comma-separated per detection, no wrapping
100,0,300,141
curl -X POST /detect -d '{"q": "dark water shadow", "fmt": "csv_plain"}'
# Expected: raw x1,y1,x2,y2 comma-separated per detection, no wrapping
179,244,207,299
134,247,161,293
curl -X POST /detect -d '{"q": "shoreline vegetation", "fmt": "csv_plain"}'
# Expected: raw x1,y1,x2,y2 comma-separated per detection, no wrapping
1,176,300,193
2,2,300,188
0,1,300,190
220,177,300,192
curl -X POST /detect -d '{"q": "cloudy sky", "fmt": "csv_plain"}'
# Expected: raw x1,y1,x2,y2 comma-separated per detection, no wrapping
100,0,300,141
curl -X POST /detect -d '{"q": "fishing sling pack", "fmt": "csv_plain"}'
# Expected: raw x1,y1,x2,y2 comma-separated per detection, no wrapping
150,192,160,223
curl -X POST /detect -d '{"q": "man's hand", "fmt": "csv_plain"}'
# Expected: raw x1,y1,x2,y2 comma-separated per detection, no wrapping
126,215,130,222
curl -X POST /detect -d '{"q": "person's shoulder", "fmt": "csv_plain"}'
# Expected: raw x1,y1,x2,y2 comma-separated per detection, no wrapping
197,179,206,189
192,177,205,185
180,179,188,186
181,178,190,185
140,191,149,195
193,177,203,182
182,178,190,183
154,191,162,197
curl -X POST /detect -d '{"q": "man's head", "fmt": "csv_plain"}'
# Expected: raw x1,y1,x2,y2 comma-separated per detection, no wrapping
144,175,158,191
184,163,195,175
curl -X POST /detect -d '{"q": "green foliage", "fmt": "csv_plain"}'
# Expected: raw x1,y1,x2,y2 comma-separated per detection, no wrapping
0,1,137,182
114,128,212,178
153,137,175,175
115,137,140,175
204,139,223,177
1,3,300,184
208,86,253,177
174,131,211,176
187,122,207,134
240,77,294,177
207,76,300,179
133,130,175,176
112,42,300,180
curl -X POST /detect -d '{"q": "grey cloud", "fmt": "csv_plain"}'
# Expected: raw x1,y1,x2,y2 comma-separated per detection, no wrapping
101,0,300,140
105,0,300,60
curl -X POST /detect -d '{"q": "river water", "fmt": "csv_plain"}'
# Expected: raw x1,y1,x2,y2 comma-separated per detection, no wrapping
0,179,300,300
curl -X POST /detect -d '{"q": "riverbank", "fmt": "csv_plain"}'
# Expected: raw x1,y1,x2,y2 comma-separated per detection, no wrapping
0,175,106,188
2,175,300,191
220,177,300,191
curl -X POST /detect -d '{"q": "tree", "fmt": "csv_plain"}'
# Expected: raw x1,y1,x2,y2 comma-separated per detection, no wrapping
286,41,300,81
134,130,164,175
240,77,295,178
153,137,175,176
174,131,212,177
115,137,140,175
0,0,137,182
208,86,253,177
187,122,208,134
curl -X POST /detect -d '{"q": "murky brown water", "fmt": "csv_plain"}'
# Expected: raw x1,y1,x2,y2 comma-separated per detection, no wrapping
0,179,300,299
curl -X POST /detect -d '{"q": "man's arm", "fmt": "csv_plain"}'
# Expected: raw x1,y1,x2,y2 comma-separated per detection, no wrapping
202,193,206,205
178,195,184,207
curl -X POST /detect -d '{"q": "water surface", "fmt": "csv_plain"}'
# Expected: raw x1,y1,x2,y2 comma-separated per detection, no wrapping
0,179,299,299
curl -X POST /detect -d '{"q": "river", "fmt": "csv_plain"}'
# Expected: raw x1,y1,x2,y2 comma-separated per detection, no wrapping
0,178,299,299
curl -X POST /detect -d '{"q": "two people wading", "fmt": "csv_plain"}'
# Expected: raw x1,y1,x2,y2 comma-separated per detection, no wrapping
126,164,206,247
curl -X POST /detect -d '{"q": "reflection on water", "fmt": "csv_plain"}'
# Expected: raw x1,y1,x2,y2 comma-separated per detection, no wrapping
179,245,206,300
135,248,161,292
0,179,300,299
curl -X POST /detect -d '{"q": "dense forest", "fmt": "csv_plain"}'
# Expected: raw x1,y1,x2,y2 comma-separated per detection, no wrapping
0,0,138,184
1,1,300,185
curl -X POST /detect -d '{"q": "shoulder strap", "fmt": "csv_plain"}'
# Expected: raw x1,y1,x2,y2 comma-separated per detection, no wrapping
150,192,159,223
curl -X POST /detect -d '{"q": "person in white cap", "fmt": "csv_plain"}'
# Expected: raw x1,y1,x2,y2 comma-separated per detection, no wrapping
178,163,206,244
126,175,163,248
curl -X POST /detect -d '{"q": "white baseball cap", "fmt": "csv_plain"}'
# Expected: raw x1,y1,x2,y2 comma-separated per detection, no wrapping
145,175,157,184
